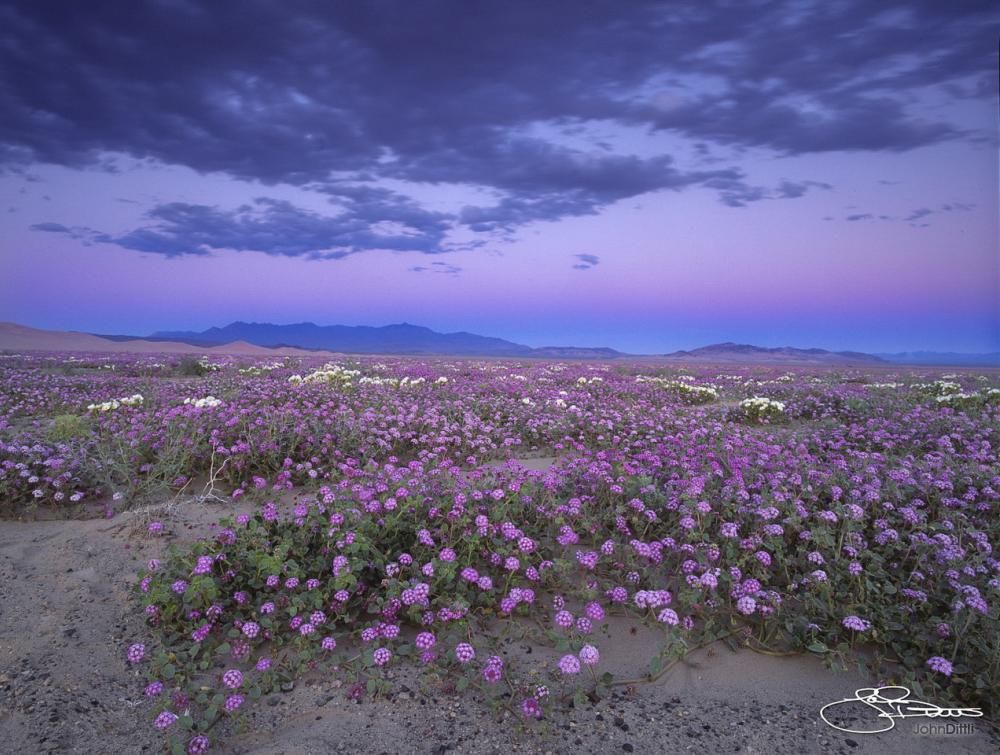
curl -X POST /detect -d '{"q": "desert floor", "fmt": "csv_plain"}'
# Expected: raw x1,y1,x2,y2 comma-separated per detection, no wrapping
1,493,995,755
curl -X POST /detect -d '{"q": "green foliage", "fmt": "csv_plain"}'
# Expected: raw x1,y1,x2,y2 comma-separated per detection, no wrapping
47,413,90,443
175,356,209,377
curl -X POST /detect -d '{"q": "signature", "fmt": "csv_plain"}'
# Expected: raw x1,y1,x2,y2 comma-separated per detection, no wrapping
819,686,983,734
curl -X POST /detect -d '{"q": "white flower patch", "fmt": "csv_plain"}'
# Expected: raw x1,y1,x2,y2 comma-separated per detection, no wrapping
293,364,361,387
183,396,223,408
740,396,785,411
87,394,144,412
636,376,719,403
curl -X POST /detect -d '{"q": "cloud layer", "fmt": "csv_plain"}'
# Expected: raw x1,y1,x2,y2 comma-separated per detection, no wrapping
5,0,997,257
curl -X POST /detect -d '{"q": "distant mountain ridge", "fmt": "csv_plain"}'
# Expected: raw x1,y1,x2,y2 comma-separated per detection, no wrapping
876,351,1000,367
664,342,886,364
151,321,626,358
3,321,994,365
0,322,325,357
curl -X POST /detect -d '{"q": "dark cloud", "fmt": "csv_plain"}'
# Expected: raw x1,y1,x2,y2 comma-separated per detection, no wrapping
33,196,450,258
30,222,70,233
410,262,462,275
775,180,832,199
703,176,830,208
902,203,975,225
572,253,600,270
904,208,933,222
457,154,744,231
834,202,977,226
4,1,996,254
30,221,112,245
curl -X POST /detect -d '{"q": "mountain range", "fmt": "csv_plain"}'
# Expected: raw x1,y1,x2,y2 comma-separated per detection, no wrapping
875,351,1000,367
1,321,996,365
665,342,886,365
150,321,621,359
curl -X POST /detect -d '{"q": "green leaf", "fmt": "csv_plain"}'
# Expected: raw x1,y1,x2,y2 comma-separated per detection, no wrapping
648,656,664,677
807,642,828,654
216,643,231,655
162,663,176,679
457,677,470,692
366,679,378,694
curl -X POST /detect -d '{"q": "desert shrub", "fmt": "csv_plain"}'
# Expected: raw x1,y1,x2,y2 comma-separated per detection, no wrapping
732,396,786,424
47,413,90,442
635,375,718,404
934,393,980,410
176,357,210,377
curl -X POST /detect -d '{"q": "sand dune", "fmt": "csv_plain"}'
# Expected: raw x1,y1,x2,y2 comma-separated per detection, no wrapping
0,322,330,357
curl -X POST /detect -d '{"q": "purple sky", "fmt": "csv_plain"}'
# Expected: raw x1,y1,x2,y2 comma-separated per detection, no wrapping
1,1,997,354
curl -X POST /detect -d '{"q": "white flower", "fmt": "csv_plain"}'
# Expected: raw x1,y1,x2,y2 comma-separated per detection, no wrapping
184,396,223,408
298,364,361,385
87,394,141,412
740,396,786,419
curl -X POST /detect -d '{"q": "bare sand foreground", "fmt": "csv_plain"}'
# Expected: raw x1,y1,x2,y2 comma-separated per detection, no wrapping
0,495,996,755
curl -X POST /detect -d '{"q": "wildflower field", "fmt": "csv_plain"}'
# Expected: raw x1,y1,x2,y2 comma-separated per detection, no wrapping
1,352,998,752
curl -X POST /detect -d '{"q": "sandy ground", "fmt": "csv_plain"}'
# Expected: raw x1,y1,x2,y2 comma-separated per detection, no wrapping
0,499,996,754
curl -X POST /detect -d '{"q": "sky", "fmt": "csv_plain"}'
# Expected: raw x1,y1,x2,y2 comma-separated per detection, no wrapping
0,0,997,354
